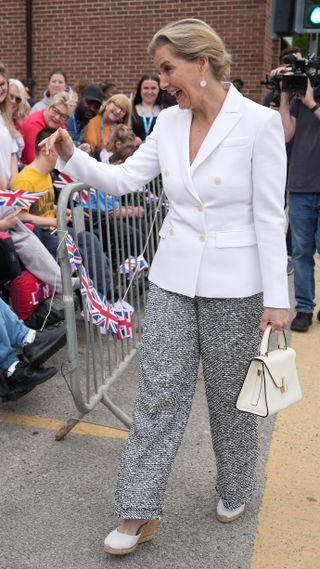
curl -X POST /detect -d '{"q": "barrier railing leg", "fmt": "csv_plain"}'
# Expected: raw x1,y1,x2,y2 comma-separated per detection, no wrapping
55,413,85,441
101,394,132,429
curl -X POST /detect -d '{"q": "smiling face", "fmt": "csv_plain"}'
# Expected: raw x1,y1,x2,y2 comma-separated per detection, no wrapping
0,73,8,105
45,103,69,128
48,73,66,97
140,79,160,106
154,44,204,110
104,101,126,123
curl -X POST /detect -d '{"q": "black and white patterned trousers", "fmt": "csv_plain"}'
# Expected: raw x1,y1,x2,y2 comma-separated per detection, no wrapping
114,283,263,519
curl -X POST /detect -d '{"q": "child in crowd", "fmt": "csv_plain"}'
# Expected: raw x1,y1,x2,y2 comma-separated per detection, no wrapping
11,128,111,295
81,144,145,268
100,124,137,163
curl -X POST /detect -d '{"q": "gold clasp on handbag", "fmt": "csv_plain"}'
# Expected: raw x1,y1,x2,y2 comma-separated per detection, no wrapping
280,378,288,394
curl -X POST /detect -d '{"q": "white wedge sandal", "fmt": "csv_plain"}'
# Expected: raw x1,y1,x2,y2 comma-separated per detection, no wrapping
216,499,245,523
104,520,159,555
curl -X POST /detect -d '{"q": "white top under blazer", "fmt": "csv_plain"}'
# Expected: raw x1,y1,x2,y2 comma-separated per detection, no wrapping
58,83,289,308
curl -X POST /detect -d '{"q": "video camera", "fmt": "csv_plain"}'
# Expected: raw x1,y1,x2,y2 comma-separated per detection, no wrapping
261,54,320,106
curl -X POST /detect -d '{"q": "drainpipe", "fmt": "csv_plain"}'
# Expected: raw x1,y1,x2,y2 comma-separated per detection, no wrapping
26,0,34,96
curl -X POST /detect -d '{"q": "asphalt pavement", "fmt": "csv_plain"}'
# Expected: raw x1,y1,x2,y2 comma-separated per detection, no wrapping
0,271,319,569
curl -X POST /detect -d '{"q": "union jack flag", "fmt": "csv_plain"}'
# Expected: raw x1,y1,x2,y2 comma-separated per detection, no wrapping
96,299,119,334
53,172,78,189
65,233,82,273
119,255,149,278
74,188,96,205
0,189,46,208
80,268,119,334
53,172,95,205
80,267,90,296
137,254,149,272
114,300,134,339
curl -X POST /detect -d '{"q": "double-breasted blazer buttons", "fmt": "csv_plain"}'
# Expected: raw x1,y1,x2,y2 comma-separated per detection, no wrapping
60,83,289,306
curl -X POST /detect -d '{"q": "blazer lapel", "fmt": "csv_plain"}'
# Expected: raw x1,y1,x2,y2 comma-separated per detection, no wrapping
190,83,244,175
176,109,201,201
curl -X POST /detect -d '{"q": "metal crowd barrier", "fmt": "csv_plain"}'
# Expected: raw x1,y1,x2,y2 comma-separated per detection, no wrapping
55,176,165,440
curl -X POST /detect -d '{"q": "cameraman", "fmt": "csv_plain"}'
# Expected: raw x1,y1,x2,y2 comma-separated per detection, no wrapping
275,58,320,332
263,46,302,109
263,48,303,278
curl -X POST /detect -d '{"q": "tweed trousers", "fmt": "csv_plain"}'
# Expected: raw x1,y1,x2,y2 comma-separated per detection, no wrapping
114,283,263,519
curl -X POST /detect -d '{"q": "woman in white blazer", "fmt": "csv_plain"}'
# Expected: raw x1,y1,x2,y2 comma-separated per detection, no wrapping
42,19,289,555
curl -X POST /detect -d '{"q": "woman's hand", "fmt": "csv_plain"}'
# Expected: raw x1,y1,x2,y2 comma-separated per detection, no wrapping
39,128,74,163
0,211,19,230
78,143,91,154
260,308,289,332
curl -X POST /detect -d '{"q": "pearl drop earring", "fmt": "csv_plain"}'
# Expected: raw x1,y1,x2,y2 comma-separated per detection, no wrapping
200,79,207,88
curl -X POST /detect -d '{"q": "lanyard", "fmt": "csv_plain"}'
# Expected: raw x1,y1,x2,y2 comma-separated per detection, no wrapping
141,104,155,137
100,115,114,146
72,114,83,146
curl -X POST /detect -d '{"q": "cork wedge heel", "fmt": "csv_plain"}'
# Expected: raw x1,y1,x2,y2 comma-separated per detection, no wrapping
104,520,159,555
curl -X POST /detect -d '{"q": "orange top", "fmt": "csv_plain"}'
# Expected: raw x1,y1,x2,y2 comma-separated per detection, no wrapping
83,114,112,154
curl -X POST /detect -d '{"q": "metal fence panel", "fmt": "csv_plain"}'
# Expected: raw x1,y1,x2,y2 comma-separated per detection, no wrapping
55,177,164,438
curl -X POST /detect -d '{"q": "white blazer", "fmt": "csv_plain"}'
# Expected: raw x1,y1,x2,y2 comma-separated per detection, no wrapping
59,83,289,308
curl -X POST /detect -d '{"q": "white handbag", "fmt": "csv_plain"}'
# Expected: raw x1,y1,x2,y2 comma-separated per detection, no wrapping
236,325,302,417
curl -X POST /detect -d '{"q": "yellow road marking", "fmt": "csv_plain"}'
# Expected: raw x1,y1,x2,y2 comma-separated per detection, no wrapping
0,412,128,440
251,259,320,569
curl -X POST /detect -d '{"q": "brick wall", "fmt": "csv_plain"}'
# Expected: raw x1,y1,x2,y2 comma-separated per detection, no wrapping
0,1,26,83
1,0,281,103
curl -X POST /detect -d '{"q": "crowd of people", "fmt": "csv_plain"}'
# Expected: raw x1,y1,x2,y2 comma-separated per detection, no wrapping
0,40,317,400
0,63,170,401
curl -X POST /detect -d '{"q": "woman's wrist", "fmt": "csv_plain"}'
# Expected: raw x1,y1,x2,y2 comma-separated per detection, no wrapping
61,147,74,163
309,102,319,112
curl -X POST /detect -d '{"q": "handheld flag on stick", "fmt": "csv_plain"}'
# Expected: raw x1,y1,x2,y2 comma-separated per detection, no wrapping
0,189,46,208
119,255,149,278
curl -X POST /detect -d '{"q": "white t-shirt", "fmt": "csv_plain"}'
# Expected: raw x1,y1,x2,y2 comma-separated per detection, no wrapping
0,114,18,188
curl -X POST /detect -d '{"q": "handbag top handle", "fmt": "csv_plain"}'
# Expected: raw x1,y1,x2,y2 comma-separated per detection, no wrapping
260,325,287,357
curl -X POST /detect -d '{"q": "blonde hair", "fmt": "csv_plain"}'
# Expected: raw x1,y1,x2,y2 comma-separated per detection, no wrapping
148,18,231,81
9,78,31,121
102,93,132,126
49,91,76,117
0,63,16,137
106,124,136,152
